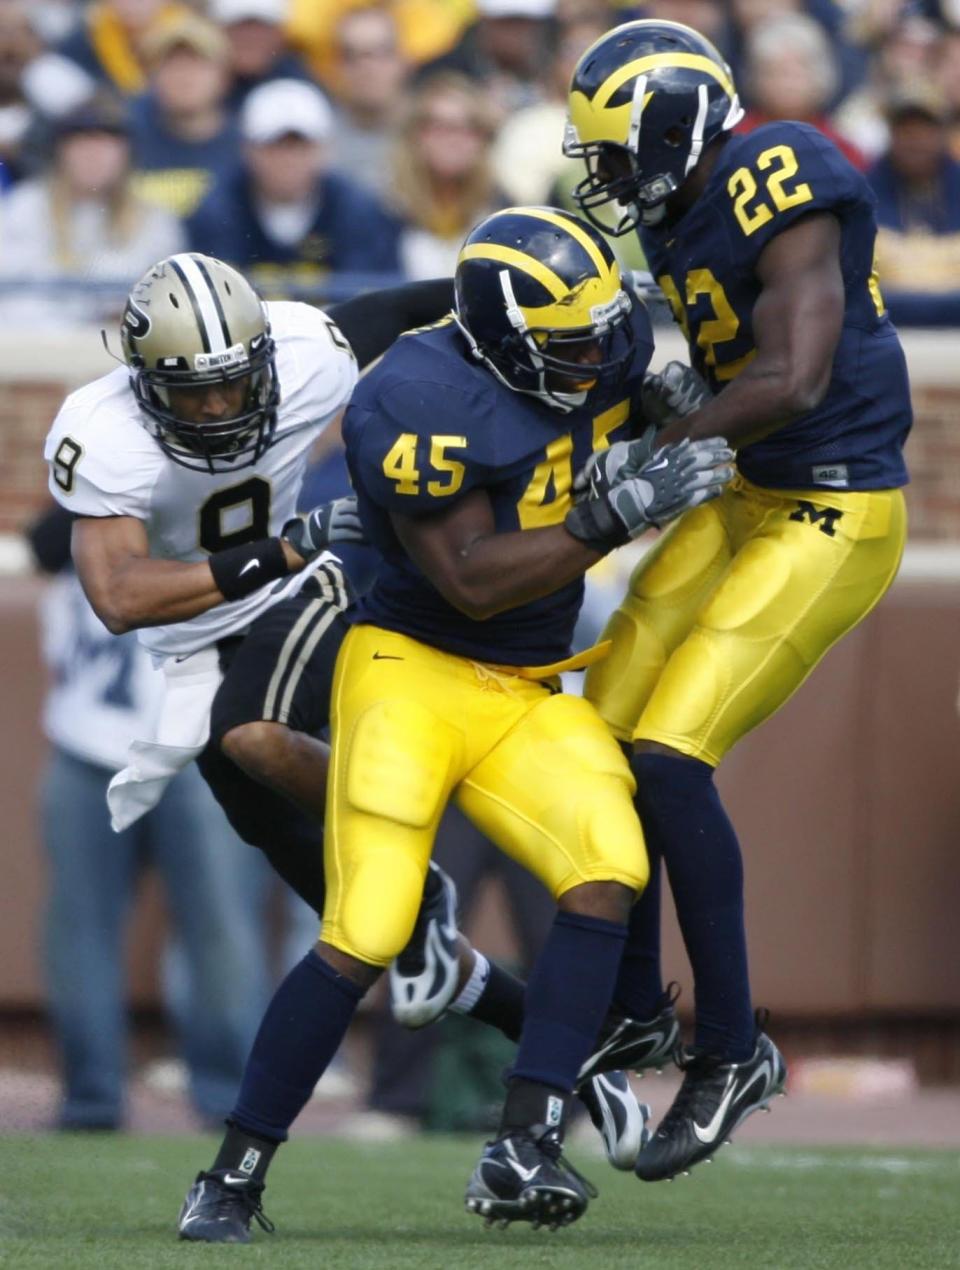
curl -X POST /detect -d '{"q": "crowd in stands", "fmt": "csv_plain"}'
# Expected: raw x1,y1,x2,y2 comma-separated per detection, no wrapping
1,0,960,324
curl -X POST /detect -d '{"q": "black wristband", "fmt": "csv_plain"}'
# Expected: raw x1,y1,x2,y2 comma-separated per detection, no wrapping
564,497,629,555
209,537,288,600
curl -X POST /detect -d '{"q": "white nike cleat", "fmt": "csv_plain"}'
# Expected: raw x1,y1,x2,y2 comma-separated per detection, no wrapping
634,1028,787,1182
389,862,460,1028
577,1071,651,1170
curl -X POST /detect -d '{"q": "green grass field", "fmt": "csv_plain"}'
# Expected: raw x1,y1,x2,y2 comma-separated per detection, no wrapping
2,1134,958,1270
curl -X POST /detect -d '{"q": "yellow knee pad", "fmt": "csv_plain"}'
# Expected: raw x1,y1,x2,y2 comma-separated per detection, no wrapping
328,846,428,967
345,699,459,827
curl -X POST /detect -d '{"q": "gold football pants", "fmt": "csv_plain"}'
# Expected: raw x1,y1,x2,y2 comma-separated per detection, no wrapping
585,476,907,765
322,625,648,965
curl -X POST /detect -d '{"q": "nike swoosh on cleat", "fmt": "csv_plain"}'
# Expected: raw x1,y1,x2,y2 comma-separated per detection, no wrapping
505,1159,540,1184
239,559,260,576
692,1070,738,1145
221,1174,252,1186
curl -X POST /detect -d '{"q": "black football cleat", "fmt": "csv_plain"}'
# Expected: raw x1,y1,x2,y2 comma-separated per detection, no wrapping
390,861,460,1028
465,1126,597,1230
634,1028,787,1182
578,1070,651,1171
578,985,681,1083
177,1169,275,1243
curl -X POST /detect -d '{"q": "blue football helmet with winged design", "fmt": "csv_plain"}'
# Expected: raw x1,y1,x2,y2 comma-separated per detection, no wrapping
564,20,743,233
453,205,634,413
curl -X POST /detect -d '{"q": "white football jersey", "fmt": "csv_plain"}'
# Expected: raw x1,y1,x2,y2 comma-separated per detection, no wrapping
44,301,358,660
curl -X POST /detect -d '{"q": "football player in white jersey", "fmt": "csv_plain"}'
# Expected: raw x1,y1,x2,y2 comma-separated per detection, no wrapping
44,253,647,1242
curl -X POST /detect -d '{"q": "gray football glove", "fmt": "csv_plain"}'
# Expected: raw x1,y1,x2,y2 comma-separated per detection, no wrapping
565,437,734,552
573,429,657,502
282,495,366,561
640,361,713,429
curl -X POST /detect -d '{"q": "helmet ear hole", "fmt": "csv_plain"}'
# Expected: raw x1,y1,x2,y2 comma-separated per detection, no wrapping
663,125,686,148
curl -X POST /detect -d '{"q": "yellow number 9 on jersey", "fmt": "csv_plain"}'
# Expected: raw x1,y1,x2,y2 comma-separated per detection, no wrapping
382,433,467,497
728,144,814,237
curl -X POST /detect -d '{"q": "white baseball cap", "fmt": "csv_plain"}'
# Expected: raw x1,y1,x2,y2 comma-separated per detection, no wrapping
210,0,288,24
241,79,334,144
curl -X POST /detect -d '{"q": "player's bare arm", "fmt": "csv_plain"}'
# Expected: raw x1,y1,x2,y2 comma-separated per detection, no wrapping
392,439,732,621
71,514,306,635
391,489,602,622
658,213,845,449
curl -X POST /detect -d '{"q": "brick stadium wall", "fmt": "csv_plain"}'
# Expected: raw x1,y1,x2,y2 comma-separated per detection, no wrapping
1,328,958,538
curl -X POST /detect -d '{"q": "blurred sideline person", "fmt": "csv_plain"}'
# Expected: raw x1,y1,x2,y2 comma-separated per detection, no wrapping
27,504,271,1131
286,0,469,82
0,93,184,327
44,252,657,1241
421,0,555,118
736,11,866,170
325,4,410,198
387,72,501,279
52,0,194,98
187,78,401,285
172,208,732,1241
867,82,960,327
210,0,314,110
128,14,238,218
564,19,911,1180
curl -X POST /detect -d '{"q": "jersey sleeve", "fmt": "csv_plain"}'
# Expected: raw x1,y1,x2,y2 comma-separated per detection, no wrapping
267,301,359,432
347,378,492,517
719,122,864,267
44,394,158,520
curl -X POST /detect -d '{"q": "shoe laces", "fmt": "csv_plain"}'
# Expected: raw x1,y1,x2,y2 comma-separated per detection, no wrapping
203,1172,276,1235
530,1128,599,1200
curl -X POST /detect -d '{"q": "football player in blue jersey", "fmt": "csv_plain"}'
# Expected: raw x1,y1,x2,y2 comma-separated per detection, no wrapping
562,20,911,1181
178,205,733,1239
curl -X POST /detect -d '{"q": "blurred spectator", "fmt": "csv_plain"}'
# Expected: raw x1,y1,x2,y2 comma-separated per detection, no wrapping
868,81,960,325
210,0,314,110
737,11,868,170
937,23,960,160
834,12,942,162
388,72,502,278
491,14,607,206
26,504,272,1131
51,0,195,99
287,0,470,83
0,93,185,326
186,77,402,288
0,0,43,181
326,5,410,196
422,0,556,119
648,0,731,56
128,12,239,218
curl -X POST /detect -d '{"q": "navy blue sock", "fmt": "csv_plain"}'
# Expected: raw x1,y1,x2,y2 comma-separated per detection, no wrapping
511,910,627,1091
611,849,665,1022
231,949,365,1142
632,752,754,1061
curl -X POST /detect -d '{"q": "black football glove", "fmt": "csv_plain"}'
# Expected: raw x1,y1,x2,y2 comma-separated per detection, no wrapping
282,495,366,562
565,437,734,553
640,361,713,429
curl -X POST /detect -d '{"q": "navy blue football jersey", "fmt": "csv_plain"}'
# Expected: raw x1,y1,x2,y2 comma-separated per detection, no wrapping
343,308,654,664
641,121,911,491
